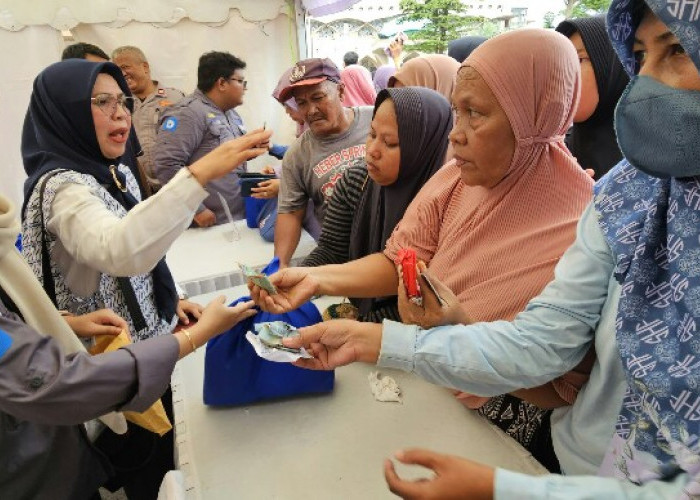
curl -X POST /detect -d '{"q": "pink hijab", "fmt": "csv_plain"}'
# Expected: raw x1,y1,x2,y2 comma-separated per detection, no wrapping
385,29,593,407
340,65,377,106
386,28,593,323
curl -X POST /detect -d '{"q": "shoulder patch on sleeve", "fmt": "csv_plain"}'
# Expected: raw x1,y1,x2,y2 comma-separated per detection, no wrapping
161,116,179,132
0,329,12,359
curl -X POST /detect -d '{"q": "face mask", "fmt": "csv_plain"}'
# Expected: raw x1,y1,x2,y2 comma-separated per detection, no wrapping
614,75,700,179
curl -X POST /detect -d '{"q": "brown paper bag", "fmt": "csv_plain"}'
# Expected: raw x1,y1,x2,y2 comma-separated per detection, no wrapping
90,331,173,436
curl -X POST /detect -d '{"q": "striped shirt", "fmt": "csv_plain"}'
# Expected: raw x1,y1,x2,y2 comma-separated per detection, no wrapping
302,165,401,323
303,165,368,268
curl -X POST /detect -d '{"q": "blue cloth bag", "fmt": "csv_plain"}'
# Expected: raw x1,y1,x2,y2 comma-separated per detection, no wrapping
244,197,267,229
203,258,334,405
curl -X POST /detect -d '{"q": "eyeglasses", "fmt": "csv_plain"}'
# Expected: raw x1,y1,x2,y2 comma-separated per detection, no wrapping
90,93,134,116
227,77,247,89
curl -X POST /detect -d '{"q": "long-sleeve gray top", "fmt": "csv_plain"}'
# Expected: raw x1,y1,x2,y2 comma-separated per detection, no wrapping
0,303,178,499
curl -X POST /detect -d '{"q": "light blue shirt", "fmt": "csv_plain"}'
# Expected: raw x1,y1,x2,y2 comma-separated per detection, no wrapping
378,203,692,498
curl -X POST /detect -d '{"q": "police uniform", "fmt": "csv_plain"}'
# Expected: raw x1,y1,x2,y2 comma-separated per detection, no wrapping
153,89,248,221
132,83,185,188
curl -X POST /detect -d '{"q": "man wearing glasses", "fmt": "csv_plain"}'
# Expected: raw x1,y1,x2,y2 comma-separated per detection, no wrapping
154,51,250,226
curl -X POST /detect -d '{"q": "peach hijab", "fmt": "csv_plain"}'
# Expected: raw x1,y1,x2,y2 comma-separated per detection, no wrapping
386,29,594,324
387,29,595,410
388,54,460,103
390,54,460,161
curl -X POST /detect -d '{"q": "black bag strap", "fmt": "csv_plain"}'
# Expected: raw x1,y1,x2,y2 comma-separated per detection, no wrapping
117,276,147,332
0,285,23,321
37,170,148,332
38,170,66,307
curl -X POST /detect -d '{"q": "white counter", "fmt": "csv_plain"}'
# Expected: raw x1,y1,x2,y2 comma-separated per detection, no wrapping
165,221,316,297
173,286,547,499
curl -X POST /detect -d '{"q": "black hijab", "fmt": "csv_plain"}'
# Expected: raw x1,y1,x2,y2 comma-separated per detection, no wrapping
556,15,629,180
349,87,452,317
448,36,487,63
21,59,177,324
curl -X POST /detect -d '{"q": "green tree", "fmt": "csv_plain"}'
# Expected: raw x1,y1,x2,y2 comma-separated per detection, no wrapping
543,11,556,29
399,0,483,53
563,0,612,18
477,20,503,38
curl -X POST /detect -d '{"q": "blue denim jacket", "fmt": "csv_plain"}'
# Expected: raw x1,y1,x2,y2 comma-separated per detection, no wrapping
378,202,692,498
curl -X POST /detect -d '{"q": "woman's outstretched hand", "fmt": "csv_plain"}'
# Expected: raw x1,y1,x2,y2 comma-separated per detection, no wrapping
188,128,273,185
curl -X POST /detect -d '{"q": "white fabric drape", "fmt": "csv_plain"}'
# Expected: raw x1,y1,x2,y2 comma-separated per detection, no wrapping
0,1,289,30
301,0,361,16
0,25,62,210
1,7,299,211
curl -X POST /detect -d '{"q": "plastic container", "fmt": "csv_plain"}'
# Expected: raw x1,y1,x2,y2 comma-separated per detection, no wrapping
238,173,276,197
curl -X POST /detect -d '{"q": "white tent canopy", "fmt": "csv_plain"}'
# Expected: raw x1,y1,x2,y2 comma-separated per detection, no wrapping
0,0,317,210
0,1,291,30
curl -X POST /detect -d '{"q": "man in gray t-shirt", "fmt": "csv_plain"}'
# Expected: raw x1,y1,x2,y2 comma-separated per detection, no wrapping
275,58,372,267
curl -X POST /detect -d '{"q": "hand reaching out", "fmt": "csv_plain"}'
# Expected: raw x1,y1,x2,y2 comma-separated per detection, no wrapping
64,309,129,338
281,319,382,370
176,299,204,325
194,296,256,337
397,262,470,329
248,267,320,314
193,208,216,227
188,128,273,185
250,179,280,199
178,296,258,357
384,448,495,500
389,39,404,64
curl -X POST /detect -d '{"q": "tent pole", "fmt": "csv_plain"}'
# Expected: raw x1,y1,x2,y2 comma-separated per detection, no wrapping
293,0,310,59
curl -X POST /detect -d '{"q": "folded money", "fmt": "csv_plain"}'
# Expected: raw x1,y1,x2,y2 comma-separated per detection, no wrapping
246,321,312,362
255,321,299,350
239,262,277,294
245,331,312,363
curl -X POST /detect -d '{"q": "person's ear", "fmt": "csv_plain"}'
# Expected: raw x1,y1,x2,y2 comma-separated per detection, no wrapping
337,82,345,101
143,61,150,75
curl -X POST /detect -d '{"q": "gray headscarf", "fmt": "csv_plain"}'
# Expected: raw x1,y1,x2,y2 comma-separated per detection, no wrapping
349,87,452,316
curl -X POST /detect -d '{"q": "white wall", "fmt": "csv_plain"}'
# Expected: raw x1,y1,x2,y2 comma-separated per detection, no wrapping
0,26,64,210
1,8,299,211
